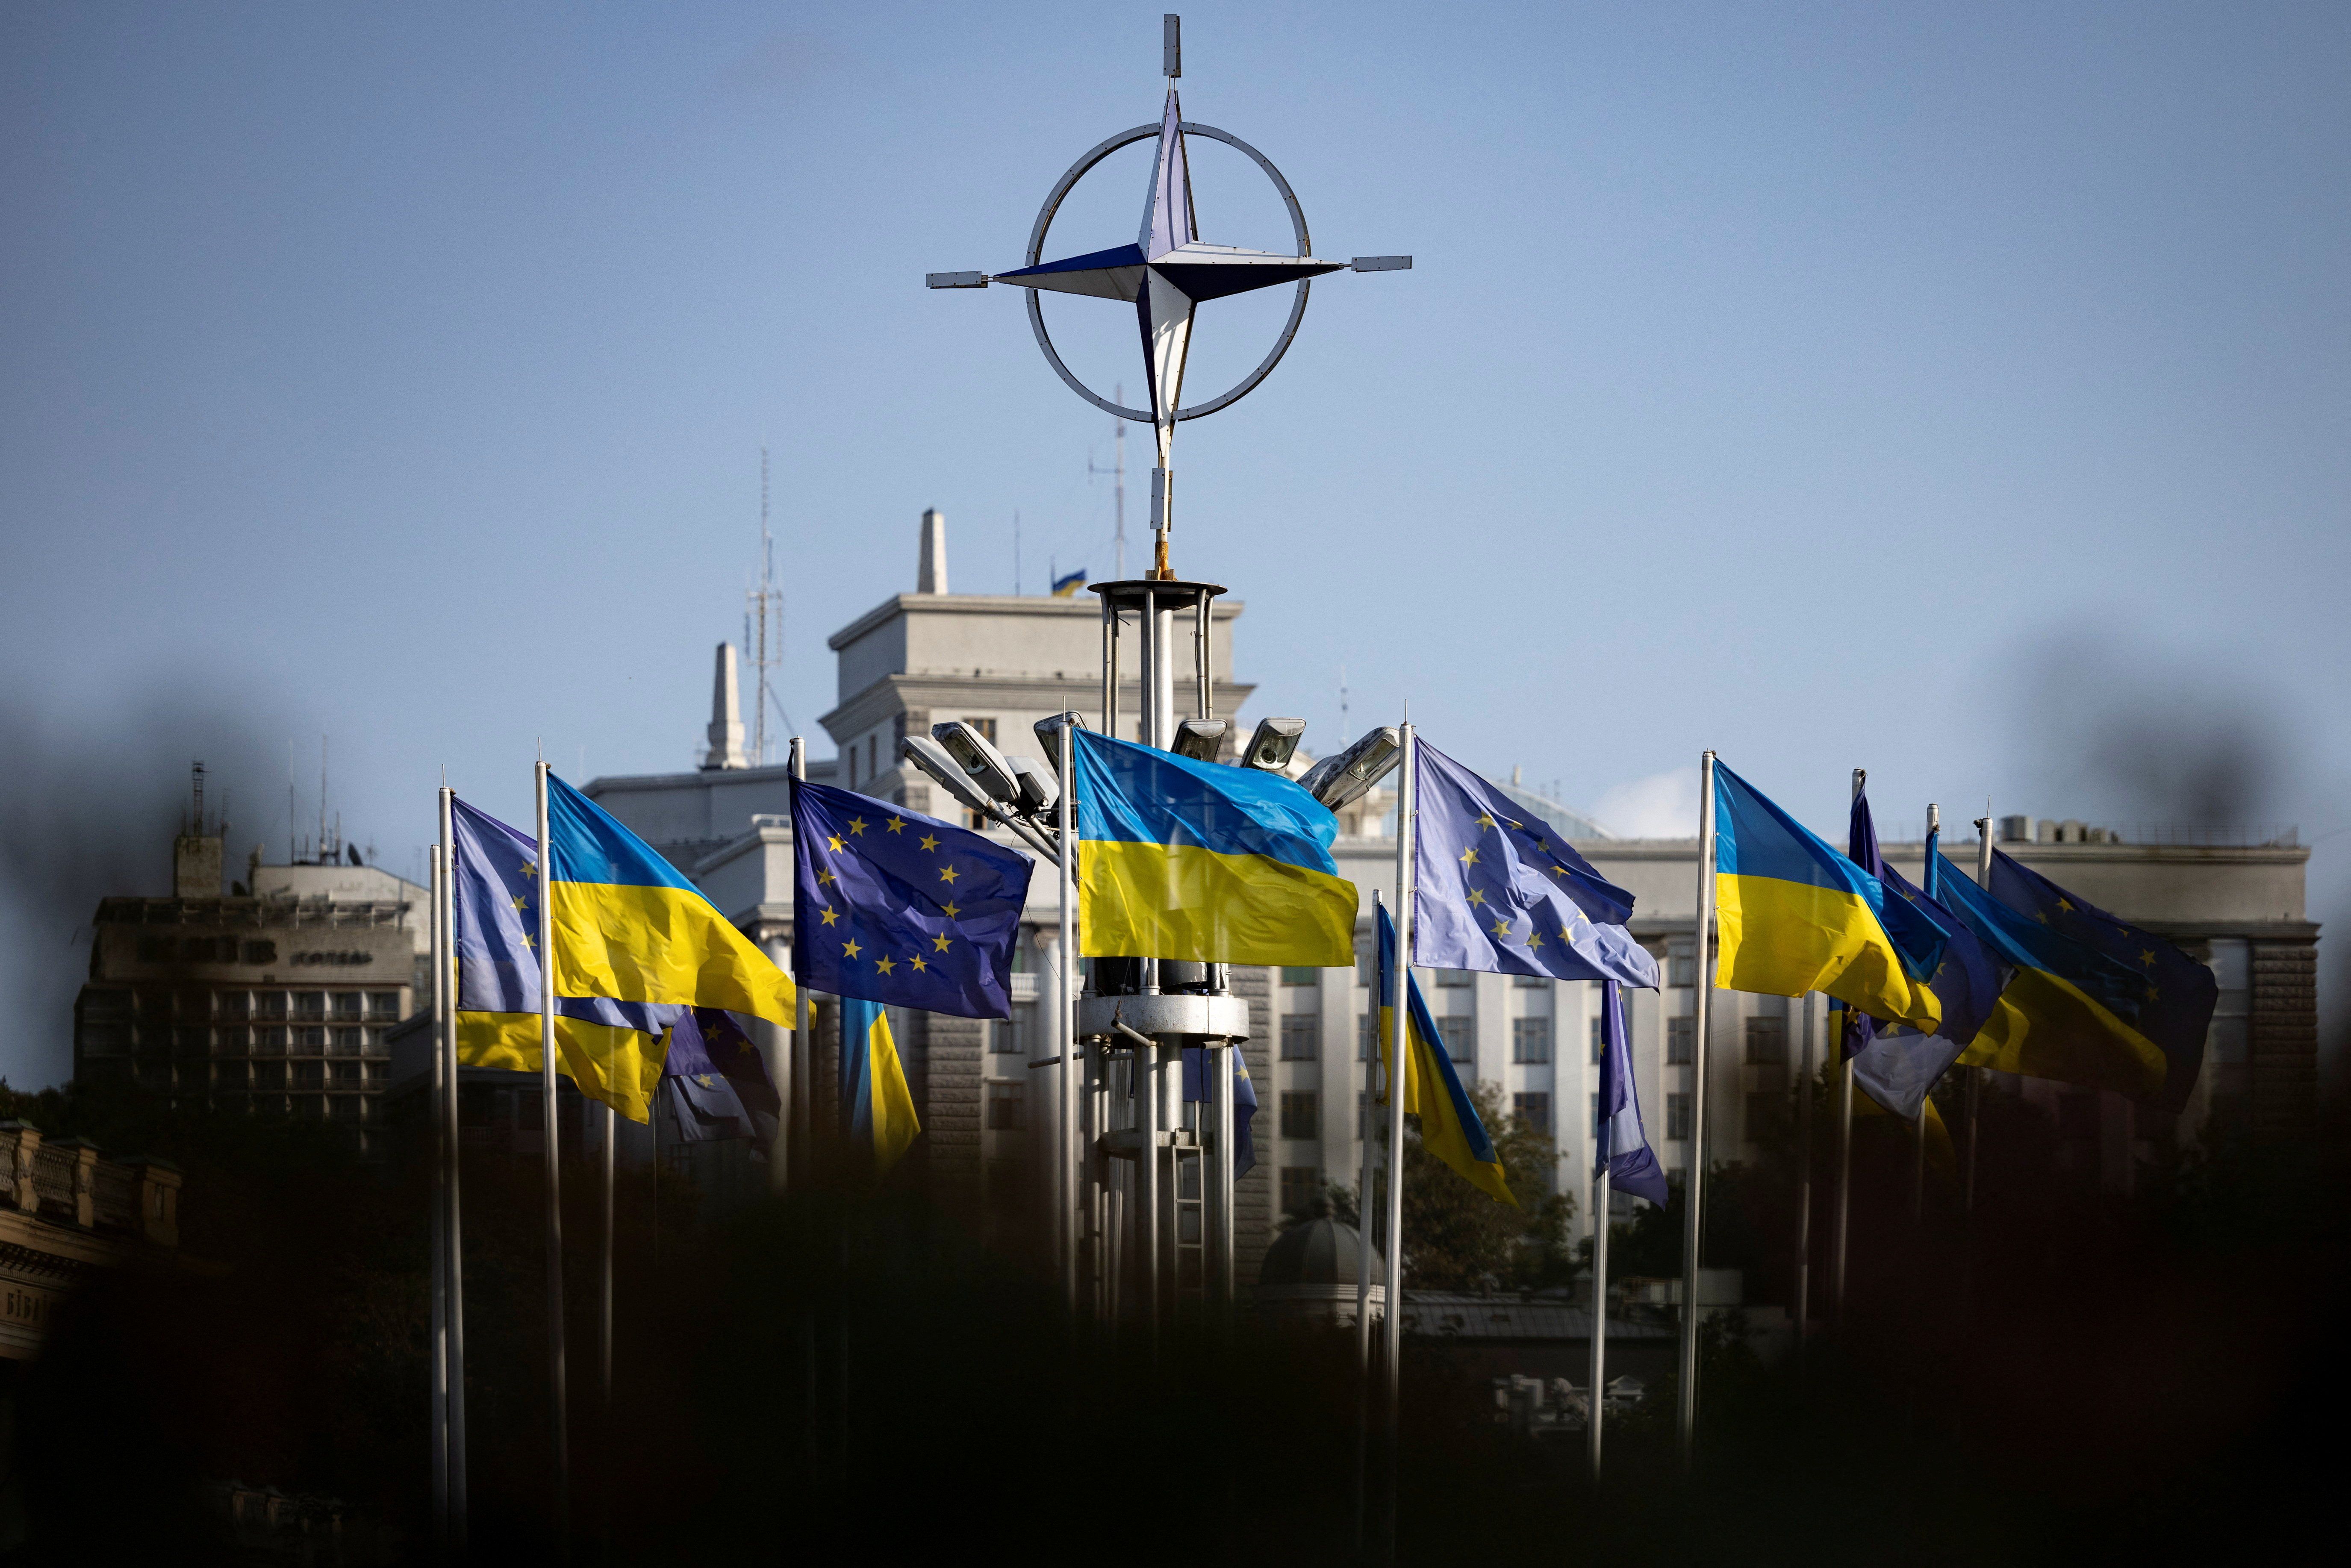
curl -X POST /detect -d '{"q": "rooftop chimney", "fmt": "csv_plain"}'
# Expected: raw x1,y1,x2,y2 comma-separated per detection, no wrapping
703,642,748,770
918,508,948,594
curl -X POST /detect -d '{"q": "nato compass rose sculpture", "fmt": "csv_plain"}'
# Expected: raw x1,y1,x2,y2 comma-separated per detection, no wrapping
928,15,1409,580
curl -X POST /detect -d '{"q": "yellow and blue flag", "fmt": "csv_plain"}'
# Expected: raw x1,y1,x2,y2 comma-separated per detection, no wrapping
1412,741,1658,988
1072,730,1356,967
1376,901,1514,1207
450,793,675,1122
1713,763,1941,1033
791,778,1034,1019
1932,849,2210,1102
840,997,920,1174
1849,815,2009,1120
1050,568,1087,597
1987,852,2215,1113
546,773,796,1025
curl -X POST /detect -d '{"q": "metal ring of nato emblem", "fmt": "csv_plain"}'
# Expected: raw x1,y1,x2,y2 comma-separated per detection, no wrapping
1024,121,1314,424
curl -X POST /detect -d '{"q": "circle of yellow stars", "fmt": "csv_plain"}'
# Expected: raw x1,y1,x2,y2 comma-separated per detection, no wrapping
805,809,974,975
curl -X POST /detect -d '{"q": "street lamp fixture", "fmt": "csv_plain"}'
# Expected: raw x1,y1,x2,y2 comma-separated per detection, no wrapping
1240,716,1306,773
1298,725,1401,811
1171,718,1229,764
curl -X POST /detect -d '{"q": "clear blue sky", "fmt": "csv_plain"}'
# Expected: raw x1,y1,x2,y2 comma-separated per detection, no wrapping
3,2,2345,1088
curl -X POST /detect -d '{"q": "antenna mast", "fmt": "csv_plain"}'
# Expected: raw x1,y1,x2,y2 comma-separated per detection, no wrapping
746,447,784,766
1087,384,1128,579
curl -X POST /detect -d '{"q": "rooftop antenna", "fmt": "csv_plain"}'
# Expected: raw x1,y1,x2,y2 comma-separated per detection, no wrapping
745,446,790,765
1087,384,1126,579
189,760,206,835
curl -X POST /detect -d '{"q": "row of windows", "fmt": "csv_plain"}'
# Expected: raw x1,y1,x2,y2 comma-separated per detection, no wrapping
1276,1085,1709,1146
1273,1010,1797,1076
88,1024,387,1057
91,988,401,1021
1282,963,1554,991
132,1060,380,1086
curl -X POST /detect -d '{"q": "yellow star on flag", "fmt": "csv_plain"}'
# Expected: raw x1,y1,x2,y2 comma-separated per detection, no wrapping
909,955,928,973
939,864,960,885
885,815,907,834
875,955,896,976
1491,917,1511,939
1477,812,1495,830
2140,949,2157,966
848,817,867,836
816,868,836,887
2057,898,2074,912
941,900,961,920
509,894,528,912
842,938,863,960
931,934,952,952
919,833,940,852
1466,888,1486,906
819,907,839,927
1528,931,1544,948
519,931,534,951
1460,847,1480,868
827,834,844,852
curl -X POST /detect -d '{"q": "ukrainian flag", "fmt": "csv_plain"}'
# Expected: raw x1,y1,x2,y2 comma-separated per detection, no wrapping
1072,730,1356,967
450,792,675,1122
1713,763,1940,1033
1930,852,2170,1097
547,774,797,1025
840,998,920,1174
1376,902,1513,1207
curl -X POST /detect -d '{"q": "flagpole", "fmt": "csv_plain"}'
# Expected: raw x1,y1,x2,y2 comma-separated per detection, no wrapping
600,1103,615,1399
428,844,449,1548
1353,893,1383,1559
1587,1160,1611,1480
1915,804,1939,1224
1829,768,1863,1328
1967,810,1993,1214
1056,718,1078,1314
534,759,570,1559
787,735,807,1193
438,786,468,1554
1676,750,1716,1469
1379,722,1416,1564
1793,991,1814,1353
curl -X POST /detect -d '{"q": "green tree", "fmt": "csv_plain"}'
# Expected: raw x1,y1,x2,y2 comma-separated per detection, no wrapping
1330,1080,1574,1291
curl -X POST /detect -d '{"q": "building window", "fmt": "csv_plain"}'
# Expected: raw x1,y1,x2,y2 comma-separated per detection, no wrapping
1668,941,1696,988
1355,943,1373,988
1590,1016,1605,1063
1513,1092,1551,1136
333,992,362,1020
1435,1016,1473,1064
1279,1166,1322,1222
298,1027,326,1051
293,1062,324,1087
1512,973,1549,989
295,992,327,1020
331,1062,363,1085
962,718,998,742
219,992,250,1021
1744,1017,1787,1065
1358,1013,1378,1061
986,1081,1025,1130
330,1027,362,1054
1590,1091,1603,1137
259,992,288,1021
1511,1017,1551,1065
1279,1091,1320,1141
215,1061,247,1087
1433,968,1473,988
367,992,399,1019
1279,1015,1319,1062
989,1009,1026,1054
1666,1093,1692,1141
1668,1016,1694,1065
1280,966,1320,987
242,939,277,965
257,1027,287,1054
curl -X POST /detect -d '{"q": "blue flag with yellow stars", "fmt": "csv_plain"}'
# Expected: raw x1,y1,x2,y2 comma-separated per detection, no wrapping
791,778,1036,1019
1411,741,1658,988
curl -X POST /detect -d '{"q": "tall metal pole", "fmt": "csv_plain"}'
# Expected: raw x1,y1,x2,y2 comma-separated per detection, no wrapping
1380,724,1417,1562
1829,768,1863,1327
1056,721,1078,1312
1968,810,1994,1212
438,786,468,1553
1354,899,1380,1556
600,1103,615,1399
534,761,570,1558
1793,990,1814,1350
428,847,449,1546
1586,1162,1612,1480
1136,1027,1159,1350
787,737,808,1192
1915,804,1938,1225
1676,750,1717,1468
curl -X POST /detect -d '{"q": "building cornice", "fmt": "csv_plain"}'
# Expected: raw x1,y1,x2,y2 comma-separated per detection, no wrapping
827,591,1243,653
819,673,1255,743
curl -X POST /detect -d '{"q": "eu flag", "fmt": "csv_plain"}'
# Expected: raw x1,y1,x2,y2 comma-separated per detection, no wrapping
791,779,1036,1019
1411,741,1657,988
658,1008,781,1144
1850,826,2011,1120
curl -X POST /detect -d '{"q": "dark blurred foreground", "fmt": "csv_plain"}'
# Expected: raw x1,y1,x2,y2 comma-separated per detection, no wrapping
1,1077,2345,1565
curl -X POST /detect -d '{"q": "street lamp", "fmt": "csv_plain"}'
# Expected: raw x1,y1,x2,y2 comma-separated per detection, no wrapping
1171,718,1229,764
1298,725,1401,810
899,735,1058,858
